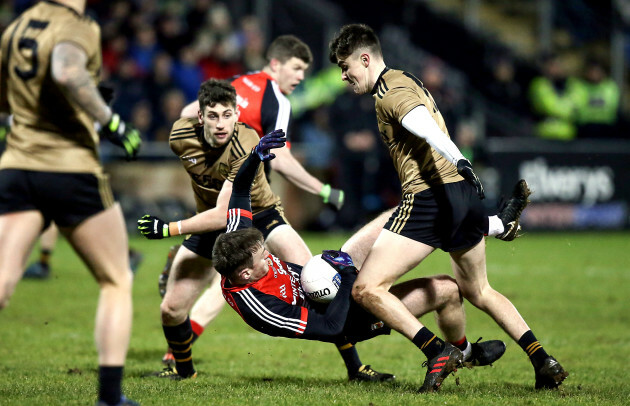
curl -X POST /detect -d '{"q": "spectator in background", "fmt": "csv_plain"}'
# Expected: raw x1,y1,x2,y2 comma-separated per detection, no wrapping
130,101,154,139
156,11,192,58
102,34,129,78
421,58,470,133
528,53,581,141
150,89,188,142
173,46,204,102
129,24,161,76
110,58,147,122
486,54,526,114
483,52,534,139
100,0,135,40
573,56,620,139
454,120,486,165
329,87,396,229
186,0,213,32
239,16,267,71
194,2,244,79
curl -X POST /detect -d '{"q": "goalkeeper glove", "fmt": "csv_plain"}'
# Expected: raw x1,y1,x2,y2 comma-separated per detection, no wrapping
138,214,170,240
99,113,142,160
321,250,357,276
253,129,286,161
320,184,345,210
456,159,485,200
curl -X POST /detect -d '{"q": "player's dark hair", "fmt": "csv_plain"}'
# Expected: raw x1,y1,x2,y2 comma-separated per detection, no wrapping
328,23,382,64
198,79,237,112
266,35,313,65
213,228,265,278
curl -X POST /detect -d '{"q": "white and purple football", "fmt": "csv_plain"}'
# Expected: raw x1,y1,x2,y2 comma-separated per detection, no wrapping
300,254,341,303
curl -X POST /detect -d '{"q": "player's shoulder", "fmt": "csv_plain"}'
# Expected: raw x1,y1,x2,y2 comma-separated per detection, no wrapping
169,117,201,151
376,69,422,97
31,1,98,28
231,122,259,151
232,71,272,92
374,69,426,112
170,117,199,134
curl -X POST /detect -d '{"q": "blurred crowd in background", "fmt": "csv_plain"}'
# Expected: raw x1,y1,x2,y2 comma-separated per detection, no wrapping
1,0,628,230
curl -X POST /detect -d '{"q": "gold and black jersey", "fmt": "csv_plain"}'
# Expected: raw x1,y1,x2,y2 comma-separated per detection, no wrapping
170,118,280,214
0,1,102,173
372,68,462,195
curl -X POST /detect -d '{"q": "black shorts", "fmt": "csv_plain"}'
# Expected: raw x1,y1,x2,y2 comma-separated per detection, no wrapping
183,204,290,260
384,181,485,252
343,301,391,344
0,168,114,229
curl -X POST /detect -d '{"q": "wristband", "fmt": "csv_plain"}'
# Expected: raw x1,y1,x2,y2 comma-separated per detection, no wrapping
168,221,181,237
320,184,331,202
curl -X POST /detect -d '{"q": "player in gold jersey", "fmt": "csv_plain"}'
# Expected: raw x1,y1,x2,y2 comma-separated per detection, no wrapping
0,1,141,405
138,79,392,381
329,24,568,392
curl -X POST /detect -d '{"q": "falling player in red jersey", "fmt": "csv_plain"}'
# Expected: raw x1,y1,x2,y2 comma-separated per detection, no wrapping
211,130,506,389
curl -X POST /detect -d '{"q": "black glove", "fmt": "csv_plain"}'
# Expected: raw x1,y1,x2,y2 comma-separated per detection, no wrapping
320,184,345,210
99,113,142,160
138,214,170,240
456,159,485,200
253,129,286,161
321,250,357,276
97,82,115,106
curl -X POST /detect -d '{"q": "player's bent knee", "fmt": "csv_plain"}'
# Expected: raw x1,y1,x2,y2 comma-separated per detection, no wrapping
431,274,461,303
160,300,187,325
459,284,493,309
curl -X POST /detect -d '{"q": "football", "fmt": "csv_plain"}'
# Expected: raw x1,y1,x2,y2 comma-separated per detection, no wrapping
300,254,341,303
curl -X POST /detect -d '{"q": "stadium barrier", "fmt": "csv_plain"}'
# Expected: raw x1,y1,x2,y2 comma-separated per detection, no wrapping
485,137,630,230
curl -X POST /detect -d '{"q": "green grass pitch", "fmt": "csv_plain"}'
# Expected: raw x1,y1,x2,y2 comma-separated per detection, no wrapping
1,232,629,405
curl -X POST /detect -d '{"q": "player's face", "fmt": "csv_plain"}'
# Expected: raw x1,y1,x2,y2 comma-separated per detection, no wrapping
337,50,371,95
276,57,309,95
198,103,238,148
249,245,270,281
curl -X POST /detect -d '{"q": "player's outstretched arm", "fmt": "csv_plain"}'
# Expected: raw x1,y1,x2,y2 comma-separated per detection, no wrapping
269,146,345,209
138,180,233,239
51,42,141,160
401,105,484,199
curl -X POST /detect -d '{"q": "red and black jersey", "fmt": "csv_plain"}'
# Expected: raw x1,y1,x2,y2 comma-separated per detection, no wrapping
221,152,360,343
221,255,310,338
231,71,291,139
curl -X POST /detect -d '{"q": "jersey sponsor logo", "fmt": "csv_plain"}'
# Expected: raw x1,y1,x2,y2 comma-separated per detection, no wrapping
242,77,261,92
190,173,224,189
237,94,249,109
279,284,287,298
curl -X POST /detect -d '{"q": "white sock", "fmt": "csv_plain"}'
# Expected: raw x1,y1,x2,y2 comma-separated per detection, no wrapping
487,215,504,236
462,341,472,361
